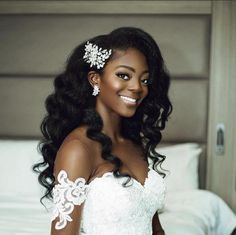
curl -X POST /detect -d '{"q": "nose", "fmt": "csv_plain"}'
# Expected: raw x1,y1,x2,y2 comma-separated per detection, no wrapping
127,79,143,93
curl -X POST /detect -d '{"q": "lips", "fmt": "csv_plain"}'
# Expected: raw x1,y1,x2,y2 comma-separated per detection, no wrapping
119,95,139,105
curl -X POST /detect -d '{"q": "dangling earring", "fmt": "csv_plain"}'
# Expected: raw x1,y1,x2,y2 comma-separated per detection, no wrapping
92,85,100,96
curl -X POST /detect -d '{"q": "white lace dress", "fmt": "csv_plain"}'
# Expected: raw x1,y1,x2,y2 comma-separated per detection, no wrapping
52,165,166,235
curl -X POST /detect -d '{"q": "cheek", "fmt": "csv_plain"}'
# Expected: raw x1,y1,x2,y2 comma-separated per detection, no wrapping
143,86,149,98
101,77,124,94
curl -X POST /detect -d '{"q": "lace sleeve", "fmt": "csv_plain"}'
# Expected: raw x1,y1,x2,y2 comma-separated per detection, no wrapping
51,170,89,230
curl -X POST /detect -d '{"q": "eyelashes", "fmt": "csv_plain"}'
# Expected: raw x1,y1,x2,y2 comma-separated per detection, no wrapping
116,72,130,80
141,79,150,85
116,72,149,85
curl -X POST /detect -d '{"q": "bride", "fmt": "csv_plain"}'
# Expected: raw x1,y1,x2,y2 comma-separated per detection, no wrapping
33,26,172,235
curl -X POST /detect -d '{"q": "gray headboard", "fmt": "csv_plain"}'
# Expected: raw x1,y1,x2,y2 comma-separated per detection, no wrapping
0,14,210,188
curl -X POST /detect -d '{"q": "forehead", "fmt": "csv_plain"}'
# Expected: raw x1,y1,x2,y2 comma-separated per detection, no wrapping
105,48,148,70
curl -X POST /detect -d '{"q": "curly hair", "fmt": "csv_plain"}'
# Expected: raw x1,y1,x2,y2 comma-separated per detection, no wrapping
33,26,172,203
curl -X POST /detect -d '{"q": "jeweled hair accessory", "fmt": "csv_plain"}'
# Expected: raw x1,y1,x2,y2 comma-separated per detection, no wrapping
83,41,112,69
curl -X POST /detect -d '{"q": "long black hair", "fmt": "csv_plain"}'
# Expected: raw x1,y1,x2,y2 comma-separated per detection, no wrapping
33,27,172,203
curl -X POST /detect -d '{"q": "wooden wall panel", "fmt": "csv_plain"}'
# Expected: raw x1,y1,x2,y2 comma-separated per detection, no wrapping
207,0,236,212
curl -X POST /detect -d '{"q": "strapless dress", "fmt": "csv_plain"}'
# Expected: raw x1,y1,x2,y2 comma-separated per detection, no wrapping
79,165,166,235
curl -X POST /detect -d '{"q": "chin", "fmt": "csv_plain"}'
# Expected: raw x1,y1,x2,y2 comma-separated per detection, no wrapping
118,110,137,118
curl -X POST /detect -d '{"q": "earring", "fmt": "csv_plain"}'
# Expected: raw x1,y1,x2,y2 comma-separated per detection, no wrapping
92,85,100,96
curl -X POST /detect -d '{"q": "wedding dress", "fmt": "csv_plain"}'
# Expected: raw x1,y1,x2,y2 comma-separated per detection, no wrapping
52,165,166,235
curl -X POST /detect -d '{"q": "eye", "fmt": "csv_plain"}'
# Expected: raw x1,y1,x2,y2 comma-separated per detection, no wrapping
141,78,150,85
116,72,130,81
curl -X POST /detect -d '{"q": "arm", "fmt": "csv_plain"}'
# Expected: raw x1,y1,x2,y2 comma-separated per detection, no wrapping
152,211,165,235
51,139,93,235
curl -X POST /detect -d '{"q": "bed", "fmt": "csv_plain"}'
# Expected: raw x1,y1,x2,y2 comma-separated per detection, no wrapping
0,4,236,234
0,140,235,235
156,144,236,235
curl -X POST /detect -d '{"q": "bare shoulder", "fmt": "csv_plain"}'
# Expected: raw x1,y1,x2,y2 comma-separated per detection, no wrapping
65,125,94,147
51,128,94,234
54,126,94,182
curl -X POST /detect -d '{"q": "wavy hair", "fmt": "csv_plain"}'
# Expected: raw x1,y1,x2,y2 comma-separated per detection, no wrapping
33,27,172,203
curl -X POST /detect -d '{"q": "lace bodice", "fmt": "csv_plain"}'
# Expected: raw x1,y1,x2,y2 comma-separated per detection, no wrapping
51,165,166,234
80,165,166,235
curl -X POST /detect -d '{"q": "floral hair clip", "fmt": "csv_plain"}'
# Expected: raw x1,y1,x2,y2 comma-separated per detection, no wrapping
83,41,112,69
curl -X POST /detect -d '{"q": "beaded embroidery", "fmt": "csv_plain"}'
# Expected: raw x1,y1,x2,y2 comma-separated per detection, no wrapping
51,170,89,230
83,41,112,69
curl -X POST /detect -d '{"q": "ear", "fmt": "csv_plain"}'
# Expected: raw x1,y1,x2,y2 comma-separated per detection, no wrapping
87,71,101,88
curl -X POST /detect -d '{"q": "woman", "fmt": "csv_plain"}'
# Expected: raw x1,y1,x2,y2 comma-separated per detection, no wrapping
33,26,172,235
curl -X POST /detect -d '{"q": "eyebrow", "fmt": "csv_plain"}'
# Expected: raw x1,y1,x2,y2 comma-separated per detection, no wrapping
115,65,149,74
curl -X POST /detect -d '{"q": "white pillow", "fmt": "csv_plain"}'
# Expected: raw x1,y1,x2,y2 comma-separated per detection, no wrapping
154,143,202,192
0,140,44,197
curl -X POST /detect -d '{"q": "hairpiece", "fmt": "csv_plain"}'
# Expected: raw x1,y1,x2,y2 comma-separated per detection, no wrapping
83,41,112,69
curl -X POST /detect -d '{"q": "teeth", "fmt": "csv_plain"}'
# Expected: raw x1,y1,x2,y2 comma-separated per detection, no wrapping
120,95,137,104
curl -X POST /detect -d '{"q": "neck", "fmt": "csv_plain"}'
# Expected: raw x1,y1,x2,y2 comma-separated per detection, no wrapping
95,102,124,144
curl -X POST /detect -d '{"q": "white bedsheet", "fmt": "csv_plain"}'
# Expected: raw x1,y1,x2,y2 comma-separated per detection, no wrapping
0,194,51,235
0,190,235,235
160,189,236,235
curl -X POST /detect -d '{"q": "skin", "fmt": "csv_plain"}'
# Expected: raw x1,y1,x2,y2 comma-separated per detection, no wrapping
51,47,165,235
88,48,149,143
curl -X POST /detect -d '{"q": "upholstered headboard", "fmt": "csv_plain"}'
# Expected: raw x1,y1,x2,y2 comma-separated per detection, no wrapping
0,13,210,188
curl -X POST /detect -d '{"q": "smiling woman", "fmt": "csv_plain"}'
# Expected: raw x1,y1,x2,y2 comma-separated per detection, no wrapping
90,48,149,117
33,27,172,235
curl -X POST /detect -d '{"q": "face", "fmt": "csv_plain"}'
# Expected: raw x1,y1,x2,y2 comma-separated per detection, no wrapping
94,48,149,118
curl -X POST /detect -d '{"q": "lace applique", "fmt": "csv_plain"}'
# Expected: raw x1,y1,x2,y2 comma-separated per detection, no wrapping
51,170,89,230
